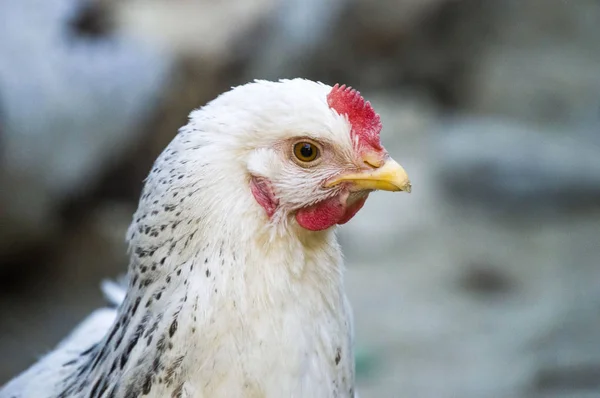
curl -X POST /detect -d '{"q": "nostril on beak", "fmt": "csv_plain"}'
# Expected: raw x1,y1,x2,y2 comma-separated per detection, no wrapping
363,156,385,169
362,153,385,169
363,160,378,169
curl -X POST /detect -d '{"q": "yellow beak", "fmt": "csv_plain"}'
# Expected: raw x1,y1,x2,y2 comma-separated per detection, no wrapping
325,157,411,193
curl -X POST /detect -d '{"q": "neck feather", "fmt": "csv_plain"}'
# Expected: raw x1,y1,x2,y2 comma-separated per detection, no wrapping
63,133,347,395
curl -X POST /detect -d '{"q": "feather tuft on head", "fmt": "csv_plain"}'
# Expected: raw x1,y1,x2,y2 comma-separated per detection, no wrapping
327,84,383,151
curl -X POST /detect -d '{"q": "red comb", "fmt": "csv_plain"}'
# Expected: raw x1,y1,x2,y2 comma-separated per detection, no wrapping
327,84,383,151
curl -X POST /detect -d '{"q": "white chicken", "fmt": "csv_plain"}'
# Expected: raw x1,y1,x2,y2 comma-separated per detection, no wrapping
1,79,410,398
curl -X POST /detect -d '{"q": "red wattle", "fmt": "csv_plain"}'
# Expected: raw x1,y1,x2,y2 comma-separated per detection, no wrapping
295,193,369,231
337,195,367,225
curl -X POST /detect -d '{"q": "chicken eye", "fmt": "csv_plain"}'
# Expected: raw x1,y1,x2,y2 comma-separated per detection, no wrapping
293,142,319,162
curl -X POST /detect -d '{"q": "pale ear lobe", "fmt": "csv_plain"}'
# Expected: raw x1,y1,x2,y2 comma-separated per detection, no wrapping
250,176,278,218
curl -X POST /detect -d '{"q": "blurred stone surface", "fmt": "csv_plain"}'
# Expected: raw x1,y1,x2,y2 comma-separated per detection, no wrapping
432,116,600,214
462,0,600,126
113,0,275,62
0,202,131,382
0,0,171,260
287,0,600,126
244,0,346,81
245,0,458,88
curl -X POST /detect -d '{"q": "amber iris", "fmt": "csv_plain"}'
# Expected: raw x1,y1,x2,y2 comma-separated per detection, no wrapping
293,142,319,162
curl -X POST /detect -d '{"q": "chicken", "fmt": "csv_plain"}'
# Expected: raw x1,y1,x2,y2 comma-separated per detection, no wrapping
1,79,410,398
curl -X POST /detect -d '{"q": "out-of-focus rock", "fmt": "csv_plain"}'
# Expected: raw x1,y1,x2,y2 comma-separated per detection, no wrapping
432,116,600,214
0,0,171,260
350,0,455,35
246,0,455,86
462,0,600,126
244,0,346,80
468,47,600,127
347,206,600,398
113,0,276,62
281,0,600,128
533,296,600,396
0,201,132,382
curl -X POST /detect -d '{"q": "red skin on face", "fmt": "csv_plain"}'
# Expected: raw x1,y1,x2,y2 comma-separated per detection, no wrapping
251,84,382,230
251,177,368,231
250,177,278,218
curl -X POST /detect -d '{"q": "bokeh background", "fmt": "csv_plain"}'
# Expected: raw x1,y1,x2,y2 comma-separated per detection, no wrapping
1,0,600,396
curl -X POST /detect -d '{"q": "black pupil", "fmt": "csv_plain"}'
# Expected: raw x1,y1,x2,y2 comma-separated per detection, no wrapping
300,143,314,158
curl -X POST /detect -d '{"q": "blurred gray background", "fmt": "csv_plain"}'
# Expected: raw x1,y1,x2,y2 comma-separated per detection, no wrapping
1,0,600,397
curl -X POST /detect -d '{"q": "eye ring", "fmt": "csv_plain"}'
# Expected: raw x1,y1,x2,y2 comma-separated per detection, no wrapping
293,141,320,163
